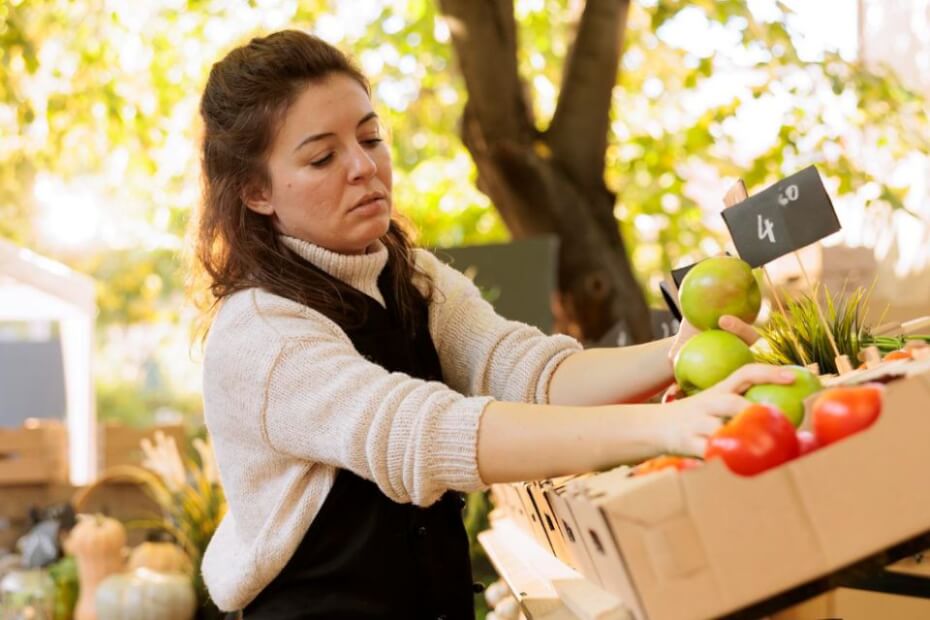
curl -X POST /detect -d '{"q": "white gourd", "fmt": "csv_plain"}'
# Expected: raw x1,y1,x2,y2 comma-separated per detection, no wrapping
95,568,195,620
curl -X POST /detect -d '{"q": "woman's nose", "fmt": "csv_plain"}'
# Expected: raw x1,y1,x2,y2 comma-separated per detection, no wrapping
347,143,377,182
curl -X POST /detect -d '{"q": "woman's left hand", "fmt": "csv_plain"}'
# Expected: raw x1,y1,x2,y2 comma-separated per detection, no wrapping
668,314,760,364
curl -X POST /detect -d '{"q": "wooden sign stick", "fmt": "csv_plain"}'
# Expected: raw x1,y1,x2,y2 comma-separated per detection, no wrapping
723,180,811,366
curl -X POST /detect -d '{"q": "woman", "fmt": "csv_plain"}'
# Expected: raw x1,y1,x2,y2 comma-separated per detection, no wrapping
192,29,792,619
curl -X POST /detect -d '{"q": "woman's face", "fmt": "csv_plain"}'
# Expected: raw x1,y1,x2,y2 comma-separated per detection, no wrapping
245,73,392,254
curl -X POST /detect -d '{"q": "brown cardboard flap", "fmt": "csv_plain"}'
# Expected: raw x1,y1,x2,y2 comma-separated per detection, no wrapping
548,481,605,587
681,459,825,614
774,588,930,620
643,516,706,579
789,372,930,569
887,551,930,578
531,481,574,567
563,368,930,620
518,482,556,554
571,486,649,619
590,477,719,620
598,468,686,523
590,459,826,619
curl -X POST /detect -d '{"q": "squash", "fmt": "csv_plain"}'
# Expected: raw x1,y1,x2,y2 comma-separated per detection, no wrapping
64,514,127,620
127,542,193,576
95,568,195,620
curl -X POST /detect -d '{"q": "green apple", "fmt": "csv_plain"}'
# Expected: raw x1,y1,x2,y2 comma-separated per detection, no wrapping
744,366,822,427
679,256,762,331
673,329,755,392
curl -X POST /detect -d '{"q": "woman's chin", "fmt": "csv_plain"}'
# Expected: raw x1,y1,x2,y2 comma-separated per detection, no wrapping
344,226,390,255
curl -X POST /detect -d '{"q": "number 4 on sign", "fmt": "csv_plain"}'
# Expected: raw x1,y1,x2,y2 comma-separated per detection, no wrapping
757,214,776,244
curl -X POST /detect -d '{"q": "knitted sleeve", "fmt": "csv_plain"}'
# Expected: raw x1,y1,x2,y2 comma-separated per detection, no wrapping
415,250,583,404
249,295,492,507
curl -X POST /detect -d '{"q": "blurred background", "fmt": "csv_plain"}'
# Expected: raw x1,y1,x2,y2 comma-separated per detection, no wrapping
3,1,930,617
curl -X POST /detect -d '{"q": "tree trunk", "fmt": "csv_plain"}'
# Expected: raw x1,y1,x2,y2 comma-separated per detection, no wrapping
437,0,652,343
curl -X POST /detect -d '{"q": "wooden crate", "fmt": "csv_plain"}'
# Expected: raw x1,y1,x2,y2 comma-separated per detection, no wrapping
99,423,186,471
0,481,161,552
0,420,68,485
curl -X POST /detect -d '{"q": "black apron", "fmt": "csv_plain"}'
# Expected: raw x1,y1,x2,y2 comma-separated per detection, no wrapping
244,268,475,619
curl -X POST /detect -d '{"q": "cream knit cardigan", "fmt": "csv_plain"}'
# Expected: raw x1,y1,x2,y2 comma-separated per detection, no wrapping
200,235,581,611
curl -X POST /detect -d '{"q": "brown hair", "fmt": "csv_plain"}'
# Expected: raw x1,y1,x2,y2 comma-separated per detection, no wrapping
191,29,431,334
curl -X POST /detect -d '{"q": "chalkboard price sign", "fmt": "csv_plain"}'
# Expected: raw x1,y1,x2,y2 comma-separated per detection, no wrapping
720,166,841,267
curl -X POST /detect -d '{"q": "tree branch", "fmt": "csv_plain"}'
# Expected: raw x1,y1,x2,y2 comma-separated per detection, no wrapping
548,0,630,190
437,0,534,145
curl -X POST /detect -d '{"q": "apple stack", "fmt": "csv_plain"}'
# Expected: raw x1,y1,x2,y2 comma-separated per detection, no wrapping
670,256,824,475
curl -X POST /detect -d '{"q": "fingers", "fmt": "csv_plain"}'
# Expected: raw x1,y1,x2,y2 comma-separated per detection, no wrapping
719,315,760,345
675,318,699,338
673,417,721,456
703,393,751,418
695,412,725,435
661,397,730,455
679,435,707,458
668,319,700,362
714,363,796,394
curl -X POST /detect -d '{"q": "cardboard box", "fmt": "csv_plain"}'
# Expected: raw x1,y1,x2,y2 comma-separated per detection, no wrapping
0,419,68,485
545,475,604,585
887,551,930,578
567,369,930,620
515,481,555,554
529,477,577,568
773,587,930,620
491,483,527,529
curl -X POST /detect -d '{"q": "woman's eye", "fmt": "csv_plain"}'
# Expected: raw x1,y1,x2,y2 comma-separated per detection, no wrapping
362,137,383,147
310,153,334,167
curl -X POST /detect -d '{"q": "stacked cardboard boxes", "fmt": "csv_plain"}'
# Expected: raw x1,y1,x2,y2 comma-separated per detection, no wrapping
489,358,930,619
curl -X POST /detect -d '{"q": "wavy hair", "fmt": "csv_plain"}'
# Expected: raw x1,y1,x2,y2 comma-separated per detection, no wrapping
191,29,431,336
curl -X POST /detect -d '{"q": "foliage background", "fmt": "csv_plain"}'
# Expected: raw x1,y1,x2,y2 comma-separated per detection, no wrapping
5,1,930,616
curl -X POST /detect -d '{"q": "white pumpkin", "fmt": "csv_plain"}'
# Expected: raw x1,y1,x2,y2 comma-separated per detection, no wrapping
95,568,195,620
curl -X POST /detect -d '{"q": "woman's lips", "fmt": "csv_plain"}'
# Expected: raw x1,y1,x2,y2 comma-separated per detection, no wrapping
350,196,388,213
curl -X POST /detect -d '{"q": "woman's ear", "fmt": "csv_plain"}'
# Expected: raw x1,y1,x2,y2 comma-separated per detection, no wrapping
241,181,274,215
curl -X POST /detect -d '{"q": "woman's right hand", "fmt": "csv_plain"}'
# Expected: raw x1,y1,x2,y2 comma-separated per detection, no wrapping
657,364,798,456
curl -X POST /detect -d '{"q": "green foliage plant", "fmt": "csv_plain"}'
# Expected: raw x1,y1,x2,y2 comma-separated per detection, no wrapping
756,284,872,374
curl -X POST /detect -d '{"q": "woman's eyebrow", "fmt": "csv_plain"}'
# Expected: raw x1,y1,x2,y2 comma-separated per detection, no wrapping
293,111,379,153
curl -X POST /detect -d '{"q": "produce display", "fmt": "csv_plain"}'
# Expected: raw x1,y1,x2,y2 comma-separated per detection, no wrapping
485,171,930,620
638,254,921,479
